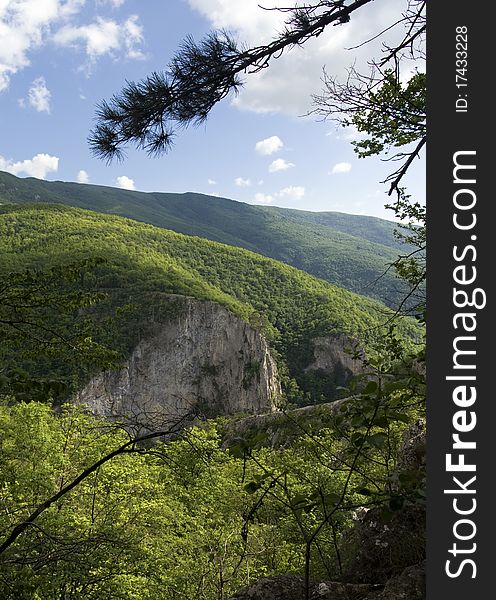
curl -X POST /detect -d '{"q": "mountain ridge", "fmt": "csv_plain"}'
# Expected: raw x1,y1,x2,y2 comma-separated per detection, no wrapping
0,170,409,307
0,202,420,404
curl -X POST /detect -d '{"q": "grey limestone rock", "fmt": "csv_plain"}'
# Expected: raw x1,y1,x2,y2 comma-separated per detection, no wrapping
305,334,366,377
228,575,382,600
76,297,280,430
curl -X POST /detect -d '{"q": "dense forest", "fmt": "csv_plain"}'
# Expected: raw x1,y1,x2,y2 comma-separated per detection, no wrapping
0,202,421,405
0,0,426,597
0,199,425,598
0,170,412,308
0,397,425,599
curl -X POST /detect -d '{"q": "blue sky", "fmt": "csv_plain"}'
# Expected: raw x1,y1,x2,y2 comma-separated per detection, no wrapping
0,0,424,219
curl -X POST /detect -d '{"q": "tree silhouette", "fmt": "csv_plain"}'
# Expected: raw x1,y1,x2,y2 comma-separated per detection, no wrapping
89,0,377,161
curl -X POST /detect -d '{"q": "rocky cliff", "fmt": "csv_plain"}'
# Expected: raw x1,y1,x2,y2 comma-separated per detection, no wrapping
76,296,280,430
305,334,366,377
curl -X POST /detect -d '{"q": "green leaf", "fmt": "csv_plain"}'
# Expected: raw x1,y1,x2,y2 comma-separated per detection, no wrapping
351,432,365,447
228,442,246,459
244,481,260,494
291,494,308,509
251,432,269,447
368,432,388,449
373,415,389,428
388,411,411,424
351,415,367,428
323,492,341,507
362,381,378,395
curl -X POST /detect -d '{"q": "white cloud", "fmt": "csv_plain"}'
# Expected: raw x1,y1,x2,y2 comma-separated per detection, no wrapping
187,0,288,44
331,123,367,141
0,0,58,91
253,192,273,204
54,15,144,62
99,0,126,7
122,14,145,59
255,135,283,156
77,169,89,183
234,176,251,187
207,178,217,185
269,158,294,173
116,175,135,190
0,2,144,91
276,185,305,200
25,77,51,113
0,1,89,91
187,0,414,115
331,162,352,174
59,0,87,17
0,153,59,179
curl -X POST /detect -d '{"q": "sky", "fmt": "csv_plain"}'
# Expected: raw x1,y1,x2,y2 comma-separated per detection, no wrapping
0,0,425,220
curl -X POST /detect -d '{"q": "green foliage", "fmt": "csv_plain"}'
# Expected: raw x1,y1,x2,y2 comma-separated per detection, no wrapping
0,260,119,401
0,170,411,307
0,4,427,595
0,403,216,598
385,189,426,317
0,316,425,599
0,371,424,599
0,202,425,597
348,71,426,159
340,69,426,313
0,404,328,597
0,203,421,403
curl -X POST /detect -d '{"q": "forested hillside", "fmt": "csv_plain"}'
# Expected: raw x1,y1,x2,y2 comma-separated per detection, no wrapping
0,171,410,307
0,0,428,596
0,203,420,404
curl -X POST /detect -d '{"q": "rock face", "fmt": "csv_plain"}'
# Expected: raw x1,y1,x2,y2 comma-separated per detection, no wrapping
228,575,306,600
228,575,382,600
341,421,426,586
227,568,424,600
222,399,350,449
76,297,280,430
381,562,425,600
305,334,366,378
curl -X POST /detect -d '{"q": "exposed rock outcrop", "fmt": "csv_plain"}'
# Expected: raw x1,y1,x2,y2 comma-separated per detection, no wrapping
222,399,350,449
227,421,426,600
228,575,382,600
227,567,424,600
396,419,426,474
341,421,426,585
228,575,307,600
305,334,367,381
76,296,280,430
381,562,425,600
341,503,425,585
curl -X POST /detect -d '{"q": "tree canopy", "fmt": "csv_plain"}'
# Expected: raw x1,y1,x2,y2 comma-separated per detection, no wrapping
0,203,422,405
0,4,427,596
